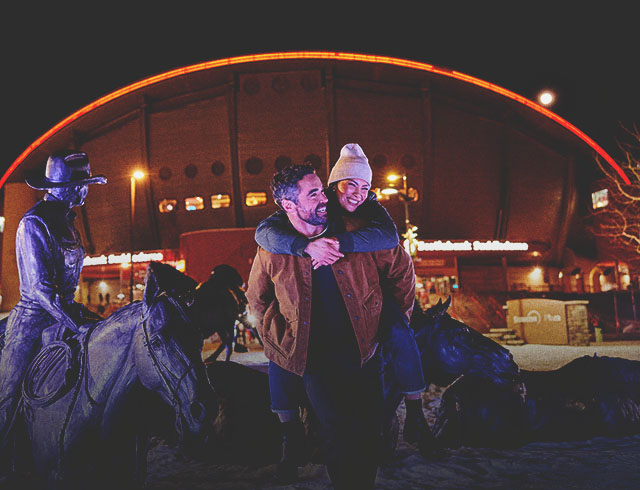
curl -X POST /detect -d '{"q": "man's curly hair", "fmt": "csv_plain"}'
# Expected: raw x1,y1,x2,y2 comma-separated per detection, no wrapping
270,164,316,208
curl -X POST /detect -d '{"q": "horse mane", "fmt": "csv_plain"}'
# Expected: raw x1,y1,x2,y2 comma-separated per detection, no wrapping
143,262,198,313
209,264,244,288
198,264,248,308
410,296,452,331
190,264,247,343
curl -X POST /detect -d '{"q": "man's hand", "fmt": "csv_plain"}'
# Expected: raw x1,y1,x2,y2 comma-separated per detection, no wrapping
305,237,343,269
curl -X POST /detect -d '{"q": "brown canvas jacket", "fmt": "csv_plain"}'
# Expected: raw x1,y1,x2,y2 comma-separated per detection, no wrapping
247,242,415,375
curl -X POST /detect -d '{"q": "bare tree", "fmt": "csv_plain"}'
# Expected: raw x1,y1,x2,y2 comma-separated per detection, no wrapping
592,125,640,266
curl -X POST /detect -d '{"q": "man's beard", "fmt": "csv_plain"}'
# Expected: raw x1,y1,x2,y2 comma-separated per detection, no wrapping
297,203,327,226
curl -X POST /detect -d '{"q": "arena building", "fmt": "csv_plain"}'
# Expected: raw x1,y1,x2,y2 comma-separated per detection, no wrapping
0,52,631,324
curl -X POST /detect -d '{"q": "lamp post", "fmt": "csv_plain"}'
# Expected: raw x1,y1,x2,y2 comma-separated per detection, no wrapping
130,170,145,303
384,174,411,232
382,173,419,256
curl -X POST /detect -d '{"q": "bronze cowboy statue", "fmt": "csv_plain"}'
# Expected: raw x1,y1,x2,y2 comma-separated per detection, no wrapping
0,150,106,463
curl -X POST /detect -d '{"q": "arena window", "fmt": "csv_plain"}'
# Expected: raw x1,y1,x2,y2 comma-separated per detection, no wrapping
591,189,609,209
185,196,205,211
211,194,231,209
245,192,267,207
158,199,177,213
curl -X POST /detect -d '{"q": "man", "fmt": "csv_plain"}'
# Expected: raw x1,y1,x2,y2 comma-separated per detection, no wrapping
247,164,415,489
255,143,431,459
0,150,106,456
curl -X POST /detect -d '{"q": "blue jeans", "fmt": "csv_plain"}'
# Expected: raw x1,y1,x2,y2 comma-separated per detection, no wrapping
269,351,383,489
268,299,425,418
379,298,426,396
268,361,305,418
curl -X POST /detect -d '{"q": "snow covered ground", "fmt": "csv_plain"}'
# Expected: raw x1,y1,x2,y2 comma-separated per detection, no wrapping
143,342,640,489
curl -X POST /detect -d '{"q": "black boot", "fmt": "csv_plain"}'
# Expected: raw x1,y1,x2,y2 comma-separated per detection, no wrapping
403,398,426,443
404,398,444,458
276,420,305,483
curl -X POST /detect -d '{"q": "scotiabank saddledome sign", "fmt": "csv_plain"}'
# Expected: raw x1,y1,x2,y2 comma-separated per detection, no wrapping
83,252,165,267
411,240,529,252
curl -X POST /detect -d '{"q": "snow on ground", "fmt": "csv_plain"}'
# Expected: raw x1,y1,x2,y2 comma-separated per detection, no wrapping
505,341,640,371
143,342,640,489
206,340,640,373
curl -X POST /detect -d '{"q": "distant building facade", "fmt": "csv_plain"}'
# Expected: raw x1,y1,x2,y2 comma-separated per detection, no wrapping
0,52,631,314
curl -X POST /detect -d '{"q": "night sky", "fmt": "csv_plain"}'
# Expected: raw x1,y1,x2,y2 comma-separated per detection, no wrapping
3,9,638,178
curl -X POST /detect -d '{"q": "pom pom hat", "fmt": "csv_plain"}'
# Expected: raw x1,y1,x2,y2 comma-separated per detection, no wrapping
328,143,372,186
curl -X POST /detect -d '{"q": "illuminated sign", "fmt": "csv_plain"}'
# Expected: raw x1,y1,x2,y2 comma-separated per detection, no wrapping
472,240,529,251
513,310,541,324
513,310,562,324
83,251,164,267
414,240,529,252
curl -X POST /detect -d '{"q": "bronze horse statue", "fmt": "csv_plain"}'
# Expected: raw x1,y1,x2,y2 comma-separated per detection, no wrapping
409,297,521,390
378,296,522,455
432,354,640,448
1,262,217,489
199,264,261,363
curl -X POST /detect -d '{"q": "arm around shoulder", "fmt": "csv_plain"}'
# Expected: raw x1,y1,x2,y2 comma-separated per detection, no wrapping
255,211,310,256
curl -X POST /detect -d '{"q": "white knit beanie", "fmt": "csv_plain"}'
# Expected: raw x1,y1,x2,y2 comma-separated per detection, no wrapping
327,143,372,186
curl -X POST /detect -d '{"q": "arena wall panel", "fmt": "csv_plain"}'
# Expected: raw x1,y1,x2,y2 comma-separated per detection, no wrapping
334,86,425,231
430,102,503,239
236,70,328,227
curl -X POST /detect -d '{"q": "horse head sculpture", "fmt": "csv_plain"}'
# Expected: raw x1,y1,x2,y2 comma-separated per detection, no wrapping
136,262,217,449
380,296,523,459
195,264,255,363
209,264,245,289
411,297,521,389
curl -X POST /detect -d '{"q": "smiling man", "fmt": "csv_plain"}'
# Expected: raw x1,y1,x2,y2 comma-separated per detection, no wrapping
247,163,415,489
255,145,432,464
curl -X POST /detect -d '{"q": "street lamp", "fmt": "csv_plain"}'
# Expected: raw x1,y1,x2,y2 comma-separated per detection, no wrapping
537,90,555,107
382,173,419,256
383,173,412,232
130,170,145,302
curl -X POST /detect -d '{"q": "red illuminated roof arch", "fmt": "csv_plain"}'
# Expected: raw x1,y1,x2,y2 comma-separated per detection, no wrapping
1,51,630,187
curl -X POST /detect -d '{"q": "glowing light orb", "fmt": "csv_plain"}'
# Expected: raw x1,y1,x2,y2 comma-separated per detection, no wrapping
538,90,555,106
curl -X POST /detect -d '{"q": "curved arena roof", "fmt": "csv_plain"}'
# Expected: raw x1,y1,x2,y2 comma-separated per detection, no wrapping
1,51,629,187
